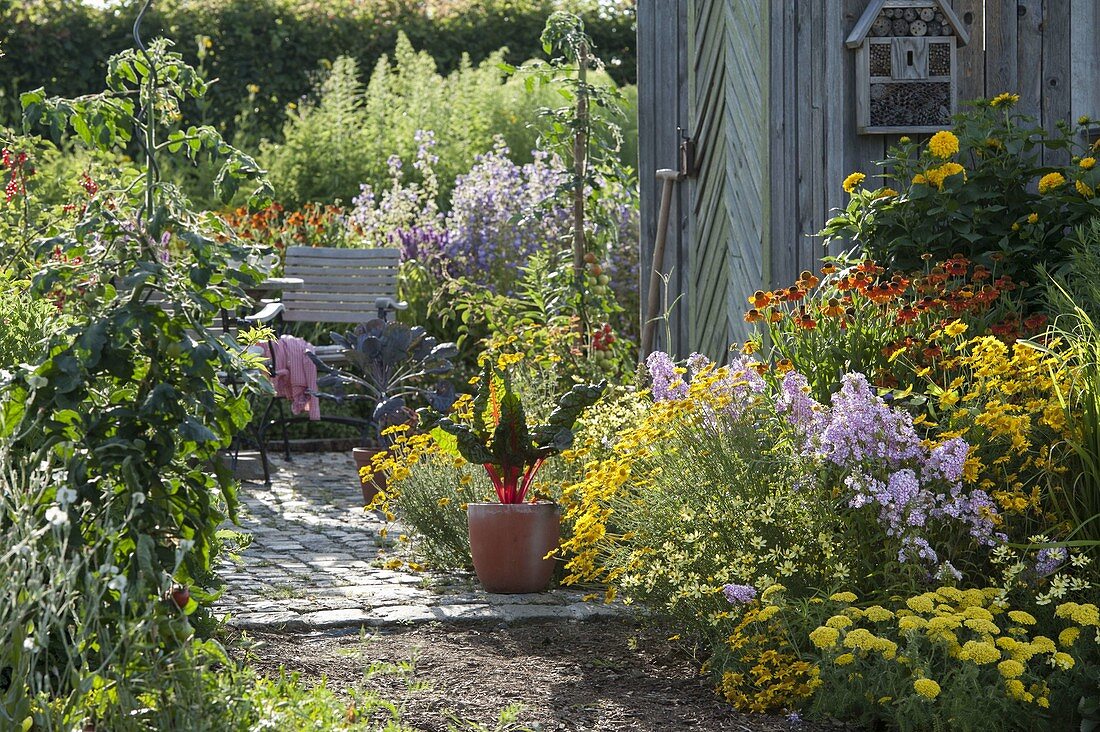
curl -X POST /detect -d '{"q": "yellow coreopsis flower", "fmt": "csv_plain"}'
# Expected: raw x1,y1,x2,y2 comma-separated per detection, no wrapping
843,172,866,193
1038,172,1066,194
944,321,968,338
929,130,960,158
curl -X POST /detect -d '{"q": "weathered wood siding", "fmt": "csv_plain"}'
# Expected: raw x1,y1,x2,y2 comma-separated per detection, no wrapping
637,0,690,357
637,0,1099,358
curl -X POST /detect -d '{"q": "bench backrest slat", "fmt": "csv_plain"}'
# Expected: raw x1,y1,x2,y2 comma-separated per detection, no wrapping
281,246,401,323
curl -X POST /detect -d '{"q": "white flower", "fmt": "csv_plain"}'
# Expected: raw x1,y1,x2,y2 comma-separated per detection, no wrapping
132,491,146,506
56,486,77,507
45,505,69,527
26,374,47,389
23,637,37,652
108,574,128,592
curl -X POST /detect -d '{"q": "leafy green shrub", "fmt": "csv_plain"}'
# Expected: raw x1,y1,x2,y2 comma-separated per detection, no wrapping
822,95,1100,301
264,36,635,207
0,271,67,367
0,0,636,144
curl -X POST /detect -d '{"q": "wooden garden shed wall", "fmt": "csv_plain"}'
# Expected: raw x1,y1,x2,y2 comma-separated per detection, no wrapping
638,0,1100,360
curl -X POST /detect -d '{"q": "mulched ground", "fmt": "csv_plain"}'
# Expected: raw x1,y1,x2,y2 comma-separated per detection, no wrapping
230,619,851,732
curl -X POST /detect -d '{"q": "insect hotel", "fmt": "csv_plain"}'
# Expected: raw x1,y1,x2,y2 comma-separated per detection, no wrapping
847,0,970,133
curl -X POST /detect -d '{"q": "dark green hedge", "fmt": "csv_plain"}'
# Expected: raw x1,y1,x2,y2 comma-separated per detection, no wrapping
0,0,635,140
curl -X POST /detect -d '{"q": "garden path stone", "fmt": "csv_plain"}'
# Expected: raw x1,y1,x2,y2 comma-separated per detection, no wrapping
214,452,623,631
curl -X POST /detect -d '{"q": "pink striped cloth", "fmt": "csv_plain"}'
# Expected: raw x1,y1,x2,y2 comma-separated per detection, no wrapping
258,335,320,420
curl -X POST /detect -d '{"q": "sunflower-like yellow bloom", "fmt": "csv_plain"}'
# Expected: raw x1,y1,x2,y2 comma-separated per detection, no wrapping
929,130,960,158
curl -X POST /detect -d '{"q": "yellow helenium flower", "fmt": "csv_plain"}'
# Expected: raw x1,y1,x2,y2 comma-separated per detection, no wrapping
1038,172,1066,194
929,130,960,158
809,626,840,649
843,172,866,193
943,321,968,338
913,678,941,700
830,591,858,603
998,659,1025,678
1007,610,1036,626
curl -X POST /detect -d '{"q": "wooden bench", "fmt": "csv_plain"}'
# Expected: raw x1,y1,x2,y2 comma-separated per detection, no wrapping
247,245,407,363
246,246,407,468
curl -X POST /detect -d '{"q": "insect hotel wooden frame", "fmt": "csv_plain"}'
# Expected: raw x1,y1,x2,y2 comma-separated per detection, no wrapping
847,0,971,134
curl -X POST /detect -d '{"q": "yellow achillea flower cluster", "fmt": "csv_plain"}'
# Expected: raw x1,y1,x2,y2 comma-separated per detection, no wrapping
807,587,1092,710
928,130,960,158
1038,172,1066,194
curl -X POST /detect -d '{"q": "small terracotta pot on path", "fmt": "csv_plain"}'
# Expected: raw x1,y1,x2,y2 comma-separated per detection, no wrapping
467,502,561,594
352,447,386,505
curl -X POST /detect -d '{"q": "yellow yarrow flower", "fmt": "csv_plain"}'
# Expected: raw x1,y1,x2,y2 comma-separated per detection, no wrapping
826,614,853,629
1007,610,1036,626
907,595,936,614
1052,652,1075,670
761,583,786,601
1059,627,1080,648
865,605,894,622
843,172,866,193
913,678,941,700
960,640,1000,665
998,659,1025,679
898,615,927,632
757,605,780,621
809,626,840,649
834,653,856,666
1038,172,1066,194
1030,636,1057,654
929,130,960,158
830,591,858,603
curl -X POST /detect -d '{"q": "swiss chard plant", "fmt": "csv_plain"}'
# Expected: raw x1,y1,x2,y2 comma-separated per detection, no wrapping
421,363,604,504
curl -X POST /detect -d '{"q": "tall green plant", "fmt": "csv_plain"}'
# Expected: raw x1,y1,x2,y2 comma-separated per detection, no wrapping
6,10,271,626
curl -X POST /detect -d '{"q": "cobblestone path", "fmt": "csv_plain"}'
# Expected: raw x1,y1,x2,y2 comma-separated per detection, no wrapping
214,452,619,630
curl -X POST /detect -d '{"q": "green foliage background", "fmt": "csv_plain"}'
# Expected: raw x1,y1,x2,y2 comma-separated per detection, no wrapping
0,0,636,143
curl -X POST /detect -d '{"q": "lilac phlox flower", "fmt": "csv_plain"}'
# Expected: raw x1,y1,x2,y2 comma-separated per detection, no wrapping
937,488,1002,546
777,370,824,433
923,437,969,484
646,351,688,401
935,561,963,583
1034,547,1066,577
898,536,938,565
722,583,757,605
818,372,924,470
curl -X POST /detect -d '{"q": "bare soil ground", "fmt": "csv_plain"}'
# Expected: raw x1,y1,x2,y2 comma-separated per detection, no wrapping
229,619,850,732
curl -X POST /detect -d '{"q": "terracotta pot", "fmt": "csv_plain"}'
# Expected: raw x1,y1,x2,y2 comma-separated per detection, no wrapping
467,502,561,593
352,447,386,505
